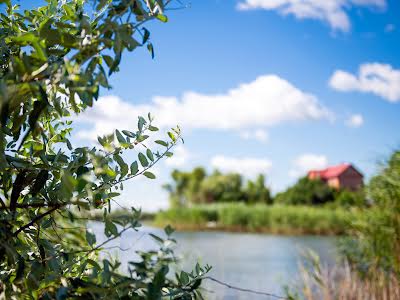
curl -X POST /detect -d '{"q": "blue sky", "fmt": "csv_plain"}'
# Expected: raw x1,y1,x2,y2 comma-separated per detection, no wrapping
23,0,400,210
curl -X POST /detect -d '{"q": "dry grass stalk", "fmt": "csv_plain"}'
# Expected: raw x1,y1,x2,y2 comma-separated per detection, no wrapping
296,260,400,300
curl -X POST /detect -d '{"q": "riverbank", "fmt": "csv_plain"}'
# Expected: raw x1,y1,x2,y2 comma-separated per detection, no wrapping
153,203,363,235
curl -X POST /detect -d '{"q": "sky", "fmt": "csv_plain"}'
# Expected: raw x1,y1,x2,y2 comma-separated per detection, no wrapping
23,0,400,211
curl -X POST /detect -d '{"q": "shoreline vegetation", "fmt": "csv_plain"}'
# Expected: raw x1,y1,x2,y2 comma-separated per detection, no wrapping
93,203,363,236
155,204,361,235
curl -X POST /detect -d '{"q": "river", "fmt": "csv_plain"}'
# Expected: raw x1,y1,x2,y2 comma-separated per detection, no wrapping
89,222,338,299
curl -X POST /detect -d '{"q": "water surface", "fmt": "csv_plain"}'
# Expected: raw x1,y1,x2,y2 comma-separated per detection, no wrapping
90,223,338,299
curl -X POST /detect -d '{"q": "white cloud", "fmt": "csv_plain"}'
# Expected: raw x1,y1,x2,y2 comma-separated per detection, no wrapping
239,129,269,143
211,155,272,177
289,153,328,178
345,114,364,128
237,0,386,32
164,145,190,167
75,75,333,140
329,63,400,102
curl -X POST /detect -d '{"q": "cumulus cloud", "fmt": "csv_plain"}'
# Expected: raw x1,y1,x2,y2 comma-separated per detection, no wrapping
164,145,190,167
289,153,328,178
237,0,386,32
345,114,364,128
210,155,272,177
329,63,400,102
239,129,269,143
75,75,333,140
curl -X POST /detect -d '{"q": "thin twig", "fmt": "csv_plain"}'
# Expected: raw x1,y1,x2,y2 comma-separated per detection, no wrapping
204,277,288,299
13,204,62,237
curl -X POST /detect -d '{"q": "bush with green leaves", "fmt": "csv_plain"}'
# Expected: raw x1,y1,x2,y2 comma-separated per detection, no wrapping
0,0,209,298
341,150,400,277
335,189,365,207
275,176,336,205
164,168,272,206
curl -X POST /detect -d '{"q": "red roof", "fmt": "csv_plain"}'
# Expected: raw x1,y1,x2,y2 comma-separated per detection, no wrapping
308,163,359,179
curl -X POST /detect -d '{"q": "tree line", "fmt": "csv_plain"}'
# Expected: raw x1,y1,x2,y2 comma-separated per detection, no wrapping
164,168,365,207
163,168,272,207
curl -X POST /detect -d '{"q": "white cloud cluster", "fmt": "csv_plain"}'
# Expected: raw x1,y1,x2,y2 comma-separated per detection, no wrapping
210,155,272,177
239,129,269,143
75,75,332,140
289,153,328,178
164,145,190,167
345,114,364,128
237,0,386,32
329,63,400,102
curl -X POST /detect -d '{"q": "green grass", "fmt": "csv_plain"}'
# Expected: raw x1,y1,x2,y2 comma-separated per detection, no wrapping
154,203,363,235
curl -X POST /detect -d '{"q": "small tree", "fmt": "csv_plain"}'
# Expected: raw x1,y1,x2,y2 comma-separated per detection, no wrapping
275,177,335,205
243,174,272,205
0,1,209,299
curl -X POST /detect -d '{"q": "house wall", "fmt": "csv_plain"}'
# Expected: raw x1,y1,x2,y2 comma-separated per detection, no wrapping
338,167,363,191
327,177,340,189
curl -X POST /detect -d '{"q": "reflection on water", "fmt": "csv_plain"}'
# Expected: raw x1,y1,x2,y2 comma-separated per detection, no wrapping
89,222,338,300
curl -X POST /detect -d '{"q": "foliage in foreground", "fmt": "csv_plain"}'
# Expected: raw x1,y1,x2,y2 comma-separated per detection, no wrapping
154,203,361,235
342,150,400,277
285,251,400,300
0,1,208,299
286,150,400,299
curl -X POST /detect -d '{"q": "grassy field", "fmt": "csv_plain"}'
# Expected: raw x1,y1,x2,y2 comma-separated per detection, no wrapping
153,203,364,235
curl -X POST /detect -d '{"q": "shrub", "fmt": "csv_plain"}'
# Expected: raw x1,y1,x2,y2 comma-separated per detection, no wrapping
275,177,336,205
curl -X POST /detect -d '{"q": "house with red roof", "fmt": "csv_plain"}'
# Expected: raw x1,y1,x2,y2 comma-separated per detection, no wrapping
308,163,363,191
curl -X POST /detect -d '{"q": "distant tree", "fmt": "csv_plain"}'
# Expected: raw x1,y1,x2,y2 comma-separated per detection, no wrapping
199,172,244,203
275,177,335,205
243,174,273,205
0,1,208,299
163,167,206,207
164,168,272,205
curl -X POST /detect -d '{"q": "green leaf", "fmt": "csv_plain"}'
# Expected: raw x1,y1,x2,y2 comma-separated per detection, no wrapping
130,161,139,175
168,131,176,142
138,116,146,132
142,27,150,44
136,135,149,143
86,229,96,247
155,140,168,147
149,125,159,131
98,136,106,146
103,55,113,68
195,262,201,275
143,171,156,179
164,225,175,236
180,271,189,285
147,43,154,59
115,130,126,144
122,130,135,138
114,154,128,177
156,14,168,22
9,32,37,45
56,287,68,300
149,233,163,244
105,219,118,237
146,149,154,162
138,152,149,167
